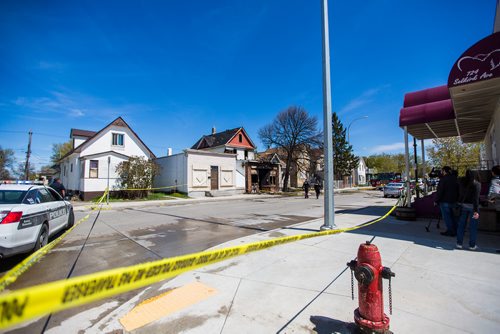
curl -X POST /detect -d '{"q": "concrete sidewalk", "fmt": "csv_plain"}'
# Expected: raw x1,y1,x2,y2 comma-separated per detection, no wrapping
52,205,500,333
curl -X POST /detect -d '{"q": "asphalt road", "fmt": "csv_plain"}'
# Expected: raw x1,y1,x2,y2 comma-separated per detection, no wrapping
3,190,392,333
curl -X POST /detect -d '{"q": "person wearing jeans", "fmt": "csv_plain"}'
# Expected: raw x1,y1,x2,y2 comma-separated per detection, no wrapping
434,166,459,236
456,170,481,250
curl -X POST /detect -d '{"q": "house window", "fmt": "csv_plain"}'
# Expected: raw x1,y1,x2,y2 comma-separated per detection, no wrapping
70,163,73,173
238,133,243,143
63,165,66,176
80,161,85,178
89,160,98,178
269,176,276,185
112,133,124,146
244,150,248,160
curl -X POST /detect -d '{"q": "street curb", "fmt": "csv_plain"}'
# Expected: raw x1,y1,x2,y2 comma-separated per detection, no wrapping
71,194,283,212
72,188,378,212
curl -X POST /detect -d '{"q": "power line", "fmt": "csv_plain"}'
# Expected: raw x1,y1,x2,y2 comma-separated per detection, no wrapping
0,129,67,139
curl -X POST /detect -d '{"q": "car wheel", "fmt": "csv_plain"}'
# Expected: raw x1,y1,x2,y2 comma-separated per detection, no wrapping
66,209,75,229
383,194,388,198
35,224,49,251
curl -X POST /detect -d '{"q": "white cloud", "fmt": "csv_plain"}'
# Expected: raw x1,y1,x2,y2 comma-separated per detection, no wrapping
37,61,66,70
338,85,389,115
370,142,406,154
12,90,151,119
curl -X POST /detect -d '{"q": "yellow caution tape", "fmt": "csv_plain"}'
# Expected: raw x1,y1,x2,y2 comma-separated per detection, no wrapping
0,189,109,293
110,184,188,192
0,201,398,329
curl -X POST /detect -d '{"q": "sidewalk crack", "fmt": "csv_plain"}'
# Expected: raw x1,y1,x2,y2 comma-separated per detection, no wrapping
220,278,242,334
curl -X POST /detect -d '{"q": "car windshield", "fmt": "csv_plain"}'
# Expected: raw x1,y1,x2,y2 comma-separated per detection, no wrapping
0,190,27,204
388,183,403,187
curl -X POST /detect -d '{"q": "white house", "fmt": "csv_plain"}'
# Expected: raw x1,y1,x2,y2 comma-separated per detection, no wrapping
154,149,237,197
190,127,256,192
59,117,155,200
352,157,368,186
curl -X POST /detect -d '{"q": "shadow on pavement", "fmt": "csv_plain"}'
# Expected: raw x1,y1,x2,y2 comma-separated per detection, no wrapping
346,207,500,254
0,228,68,274
309,316,361,334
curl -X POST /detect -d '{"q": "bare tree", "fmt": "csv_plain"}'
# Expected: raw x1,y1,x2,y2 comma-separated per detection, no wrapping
259,106,321,191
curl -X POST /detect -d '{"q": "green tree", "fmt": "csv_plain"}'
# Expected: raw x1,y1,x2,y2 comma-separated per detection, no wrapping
332,113,358,179
426,137,481,176
0,146,16,179
115,156,159,199
51,140,73,163
365,153,406,174
259,106,321,191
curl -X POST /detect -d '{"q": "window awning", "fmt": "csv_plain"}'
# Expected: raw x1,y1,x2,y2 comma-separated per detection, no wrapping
399,32,500,142
399,85,458,140
448,31,500,143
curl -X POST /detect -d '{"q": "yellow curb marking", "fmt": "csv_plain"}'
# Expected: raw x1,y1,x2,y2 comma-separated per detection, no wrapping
119,281,217,331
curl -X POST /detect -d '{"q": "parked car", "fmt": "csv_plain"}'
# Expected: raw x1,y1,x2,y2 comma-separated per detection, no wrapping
383,182,404,198
0,184,74,258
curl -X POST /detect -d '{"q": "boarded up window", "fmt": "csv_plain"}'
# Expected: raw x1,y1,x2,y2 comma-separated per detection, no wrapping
220,169,233,187
192,169,208,187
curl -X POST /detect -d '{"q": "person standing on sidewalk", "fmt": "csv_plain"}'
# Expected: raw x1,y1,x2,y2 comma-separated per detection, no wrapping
434,166,459,236
456,170,481,250
302,180,310,199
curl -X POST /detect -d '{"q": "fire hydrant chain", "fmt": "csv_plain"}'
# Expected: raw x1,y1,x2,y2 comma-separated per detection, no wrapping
350,269,355,300
388,276,393,315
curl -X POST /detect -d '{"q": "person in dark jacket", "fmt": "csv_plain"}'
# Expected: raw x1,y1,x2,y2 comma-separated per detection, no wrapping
434,166,459,236
456,170,481,250
302,180,310,199
314,182,321,199
50,178,66,199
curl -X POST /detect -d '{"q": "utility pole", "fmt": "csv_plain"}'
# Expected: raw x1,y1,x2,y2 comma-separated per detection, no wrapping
24,130,33,181
107,156,111,204
320,0,336,230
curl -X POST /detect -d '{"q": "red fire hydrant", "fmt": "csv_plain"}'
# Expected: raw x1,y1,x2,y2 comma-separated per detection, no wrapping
347,241,395,333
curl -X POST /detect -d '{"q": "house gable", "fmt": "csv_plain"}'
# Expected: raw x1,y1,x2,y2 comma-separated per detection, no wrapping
59,117,155,162
191,127,256,151
226,128,255,149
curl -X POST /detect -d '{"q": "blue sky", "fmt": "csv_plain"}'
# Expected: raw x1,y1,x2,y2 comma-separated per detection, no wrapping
0,0,497,170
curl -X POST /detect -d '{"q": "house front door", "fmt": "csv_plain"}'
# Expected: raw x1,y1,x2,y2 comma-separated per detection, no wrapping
210,166,219,190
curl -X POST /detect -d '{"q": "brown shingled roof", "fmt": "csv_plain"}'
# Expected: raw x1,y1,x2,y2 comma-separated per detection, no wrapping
70,129,96,138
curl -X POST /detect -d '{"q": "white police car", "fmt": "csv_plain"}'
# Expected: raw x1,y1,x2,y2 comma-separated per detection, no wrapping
0,184,74,258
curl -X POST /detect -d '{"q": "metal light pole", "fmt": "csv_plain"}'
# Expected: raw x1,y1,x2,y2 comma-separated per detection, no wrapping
320,0,336,230
347,116,368,142
421,139,427,194
345,116,368,188
404,126,411,207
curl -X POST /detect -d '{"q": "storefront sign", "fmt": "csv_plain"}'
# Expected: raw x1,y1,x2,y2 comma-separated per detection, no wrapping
448,32,500,87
